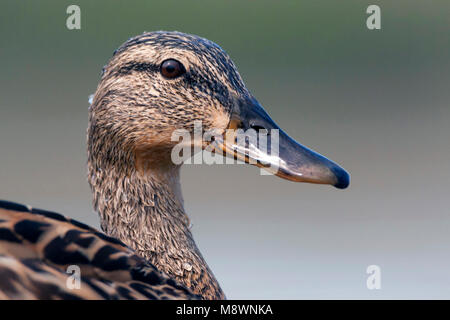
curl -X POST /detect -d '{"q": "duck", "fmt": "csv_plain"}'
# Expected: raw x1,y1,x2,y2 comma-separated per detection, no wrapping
0,31,349,300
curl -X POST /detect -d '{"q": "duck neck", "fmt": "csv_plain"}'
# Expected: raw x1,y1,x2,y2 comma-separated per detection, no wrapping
87,153,225,300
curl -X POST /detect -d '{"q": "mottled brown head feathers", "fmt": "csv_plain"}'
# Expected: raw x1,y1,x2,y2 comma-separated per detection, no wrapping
89,31,250,173
87,31,245,299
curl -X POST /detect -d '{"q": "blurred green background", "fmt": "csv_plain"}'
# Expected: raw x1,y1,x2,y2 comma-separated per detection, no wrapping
0,0,449,298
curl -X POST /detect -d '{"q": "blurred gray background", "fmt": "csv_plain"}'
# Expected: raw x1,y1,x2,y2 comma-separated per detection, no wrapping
0,1,449,299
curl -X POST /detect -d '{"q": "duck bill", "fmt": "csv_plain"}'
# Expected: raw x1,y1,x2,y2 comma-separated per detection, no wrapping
214,97,350,189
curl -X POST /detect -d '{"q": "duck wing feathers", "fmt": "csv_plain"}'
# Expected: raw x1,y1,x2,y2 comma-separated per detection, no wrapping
0,200,198,300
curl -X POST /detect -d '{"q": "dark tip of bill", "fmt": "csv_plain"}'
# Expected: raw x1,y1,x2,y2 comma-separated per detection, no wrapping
332,167,350,189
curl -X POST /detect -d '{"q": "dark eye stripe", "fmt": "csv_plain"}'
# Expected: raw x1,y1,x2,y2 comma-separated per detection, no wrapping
116,62,159,75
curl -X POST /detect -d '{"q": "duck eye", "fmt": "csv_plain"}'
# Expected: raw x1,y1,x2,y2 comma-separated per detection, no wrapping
160,59,185,79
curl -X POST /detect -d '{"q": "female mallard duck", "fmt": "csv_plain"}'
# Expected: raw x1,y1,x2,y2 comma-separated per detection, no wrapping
0,31,349,300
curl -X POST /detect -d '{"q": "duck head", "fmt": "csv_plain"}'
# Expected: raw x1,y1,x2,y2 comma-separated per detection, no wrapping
89,31,349,189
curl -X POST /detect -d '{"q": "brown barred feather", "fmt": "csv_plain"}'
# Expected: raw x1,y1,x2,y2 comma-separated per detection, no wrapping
0,202,198,300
